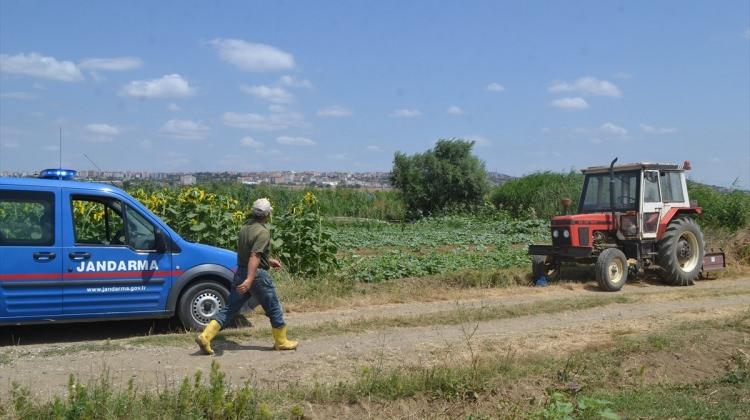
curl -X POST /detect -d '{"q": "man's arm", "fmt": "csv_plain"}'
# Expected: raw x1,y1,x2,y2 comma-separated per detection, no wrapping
237,252,261,294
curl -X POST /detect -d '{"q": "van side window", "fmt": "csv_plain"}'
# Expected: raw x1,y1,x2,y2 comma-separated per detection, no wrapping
0,190,55,246
126,205,156,250
72,197,125,246
660,172,685,203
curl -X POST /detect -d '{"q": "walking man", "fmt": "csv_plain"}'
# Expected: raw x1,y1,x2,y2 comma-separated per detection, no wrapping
195,198,298,355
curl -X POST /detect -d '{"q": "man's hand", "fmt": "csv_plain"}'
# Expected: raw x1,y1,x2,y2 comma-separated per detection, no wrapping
237,279,252,294
270,258,282,269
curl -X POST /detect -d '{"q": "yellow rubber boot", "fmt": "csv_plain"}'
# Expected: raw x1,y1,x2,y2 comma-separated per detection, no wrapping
195,320,221,355
272,325,298,350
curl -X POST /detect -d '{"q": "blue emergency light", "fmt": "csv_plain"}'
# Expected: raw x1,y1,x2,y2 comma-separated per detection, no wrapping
39,168,77,180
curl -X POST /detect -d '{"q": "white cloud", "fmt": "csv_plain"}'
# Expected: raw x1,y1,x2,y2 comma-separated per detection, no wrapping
222,110,304,131
640,124,677,134
79,57,142,71
160,119,209,139
1,139,20,149
366,145,382,152
240,84,293,103
120,74,195,98
549,97,589,110
241,136,264,148
0,52,83,82
279,75,312,88
1,92,36,100
599,122,627,136
390,108,422,118
464,135,491,146
167,102,182,112
327,153,348,160
549,77,621,97
485,82,505,92
210,38,295,72
85,123,120,136
446,106,464,115
276,136,315,146
317,105,352,117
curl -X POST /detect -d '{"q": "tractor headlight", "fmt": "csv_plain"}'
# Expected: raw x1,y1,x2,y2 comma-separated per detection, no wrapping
552,229,559,238
563,229,570,238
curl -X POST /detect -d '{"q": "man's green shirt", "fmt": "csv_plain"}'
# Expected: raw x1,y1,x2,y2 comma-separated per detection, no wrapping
237,220,271,270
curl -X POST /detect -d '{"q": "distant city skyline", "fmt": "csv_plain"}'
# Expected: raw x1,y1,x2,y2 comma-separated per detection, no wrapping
1,1,748,188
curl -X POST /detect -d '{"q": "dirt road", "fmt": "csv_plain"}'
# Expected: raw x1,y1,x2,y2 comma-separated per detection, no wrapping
2,277,749,400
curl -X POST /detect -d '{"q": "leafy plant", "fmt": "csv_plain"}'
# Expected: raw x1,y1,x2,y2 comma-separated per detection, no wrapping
272,192,340,276
535,392,619,419
130,187,245,249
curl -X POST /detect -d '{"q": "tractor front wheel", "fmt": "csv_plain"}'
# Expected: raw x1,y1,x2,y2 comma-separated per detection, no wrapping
657,217,704,286
595,248,628,292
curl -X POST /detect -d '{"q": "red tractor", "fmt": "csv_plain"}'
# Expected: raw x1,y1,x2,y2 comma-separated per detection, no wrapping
528,159,725,291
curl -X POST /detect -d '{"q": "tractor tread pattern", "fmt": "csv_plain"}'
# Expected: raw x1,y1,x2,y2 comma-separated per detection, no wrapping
657,217,704,286
595,248,627,292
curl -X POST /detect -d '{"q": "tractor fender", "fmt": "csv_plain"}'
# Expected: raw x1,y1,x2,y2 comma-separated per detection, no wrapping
657,207,702,239
166,264,235,313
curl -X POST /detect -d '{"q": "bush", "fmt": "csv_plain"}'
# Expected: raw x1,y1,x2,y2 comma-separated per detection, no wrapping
490,171,583,220
687,182,750,230
271,192,339,276
391,139,489,218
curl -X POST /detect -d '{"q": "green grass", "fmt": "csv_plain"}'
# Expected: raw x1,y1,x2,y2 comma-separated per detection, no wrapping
6,312,747,419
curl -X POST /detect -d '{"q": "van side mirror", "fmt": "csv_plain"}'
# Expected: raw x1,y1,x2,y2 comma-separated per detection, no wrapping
155,229,168,253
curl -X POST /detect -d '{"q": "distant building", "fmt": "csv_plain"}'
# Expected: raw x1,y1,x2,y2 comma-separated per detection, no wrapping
180,175,196,186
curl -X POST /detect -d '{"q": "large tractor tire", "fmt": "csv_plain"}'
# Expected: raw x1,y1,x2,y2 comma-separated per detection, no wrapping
657,217,704,286
532,255,560,282
595,248,628,292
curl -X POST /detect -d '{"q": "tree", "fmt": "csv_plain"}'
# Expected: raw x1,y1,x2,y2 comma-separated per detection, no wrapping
390,139,489,218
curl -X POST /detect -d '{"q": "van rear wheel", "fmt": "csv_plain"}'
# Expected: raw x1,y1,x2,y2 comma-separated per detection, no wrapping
178,281,229,331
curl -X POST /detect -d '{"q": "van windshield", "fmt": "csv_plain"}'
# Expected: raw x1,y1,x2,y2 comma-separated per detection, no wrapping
580,171,640,213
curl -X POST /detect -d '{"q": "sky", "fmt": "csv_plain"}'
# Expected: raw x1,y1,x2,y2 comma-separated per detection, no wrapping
1,1,749,188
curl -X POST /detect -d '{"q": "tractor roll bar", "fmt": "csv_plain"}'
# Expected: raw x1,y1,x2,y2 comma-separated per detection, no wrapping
609,157,618,229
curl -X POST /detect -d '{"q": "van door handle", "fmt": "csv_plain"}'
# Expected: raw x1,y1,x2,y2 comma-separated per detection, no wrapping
69,252,91,261
33,252,56,261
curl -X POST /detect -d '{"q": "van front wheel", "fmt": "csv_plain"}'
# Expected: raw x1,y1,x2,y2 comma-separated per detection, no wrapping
178,281,229,331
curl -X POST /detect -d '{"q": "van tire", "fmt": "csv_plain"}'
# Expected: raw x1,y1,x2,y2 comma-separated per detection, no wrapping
178,281,229,331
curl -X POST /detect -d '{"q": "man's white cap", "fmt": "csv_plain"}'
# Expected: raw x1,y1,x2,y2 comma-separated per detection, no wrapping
252,198,273,217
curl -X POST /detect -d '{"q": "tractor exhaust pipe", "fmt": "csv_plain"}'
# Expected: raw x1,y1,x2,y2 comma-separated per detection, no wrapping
609,157,618,229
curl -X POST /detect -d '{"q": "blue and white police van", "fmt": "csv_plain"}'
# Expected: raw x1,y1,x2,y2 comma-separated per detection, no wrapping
0,169,237,330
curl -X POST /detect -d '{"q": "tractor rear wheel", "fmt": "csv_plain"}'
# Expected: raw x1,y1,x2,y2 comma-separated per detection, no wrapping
595,248,628,292
657,217,704,286
532,255,560,282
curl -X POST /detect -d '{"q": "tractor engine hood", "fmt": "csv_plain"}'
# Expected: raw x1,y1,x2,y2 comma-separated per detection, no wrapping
550,213,616,228
549,213,618,247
